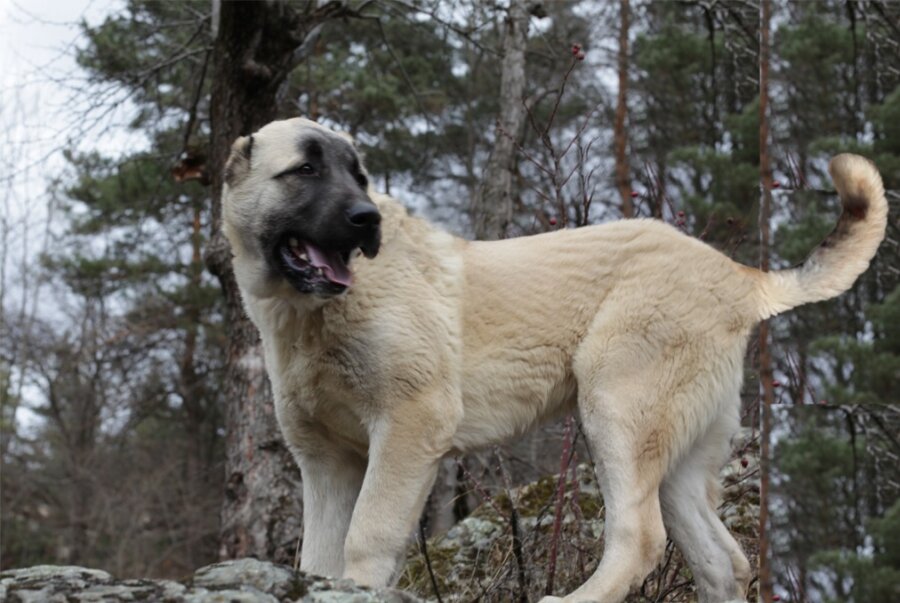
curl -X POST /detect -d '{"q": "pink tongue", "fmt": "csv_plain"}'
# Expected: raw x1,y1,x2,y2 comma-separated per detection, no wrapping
304,242,353,286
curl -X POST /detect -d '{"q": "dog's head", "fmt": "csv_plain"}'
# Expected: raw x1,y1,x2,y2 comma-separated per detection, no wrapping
222,118,381,300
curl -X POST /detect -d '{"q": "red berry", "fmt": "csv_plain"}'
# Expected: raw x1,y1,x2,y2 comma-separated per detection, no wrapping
772,380,781,388
572,43,582,53
575,51,585,61
819,399,827,405
773,596,781,602
630,191,639,198
549,217,557,226
772,181,781,189
677,210,685,218
740,458,749,468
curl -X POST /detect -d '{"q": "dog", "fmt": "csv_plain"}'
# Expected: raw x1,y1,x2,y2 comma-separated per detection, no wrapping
221,117,887,603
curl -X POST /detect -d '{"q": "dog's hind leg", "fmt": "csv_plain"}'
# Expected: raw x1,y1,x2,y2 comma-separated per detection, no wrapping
706,485,753,601
660,397,752,602
660,404,751,603
540,366,675,602
541,320,744,603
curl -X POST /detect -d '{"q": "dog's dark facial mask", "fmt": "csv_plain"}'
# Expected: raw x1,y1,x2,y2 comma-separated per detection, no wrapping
227,126,381,298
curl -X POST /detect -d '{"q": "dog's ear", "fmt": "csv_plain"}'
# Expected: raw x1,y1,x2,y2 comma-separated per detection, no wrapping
224,135,253,186
335,130,356,147
335,130,368,171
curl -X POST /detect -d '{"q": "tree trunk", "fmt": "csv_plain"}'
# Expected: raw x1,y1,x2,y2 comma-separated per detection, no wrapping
653,156,666,219
758,0,774,600
181,199,209,565
206,0,306,564
614,0,632,218
471,0,529,240
67,465,92,565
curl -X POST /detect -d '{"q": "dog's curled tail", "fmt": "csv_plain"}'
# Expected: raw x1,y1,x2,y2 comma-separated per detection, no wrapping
753,154,888,320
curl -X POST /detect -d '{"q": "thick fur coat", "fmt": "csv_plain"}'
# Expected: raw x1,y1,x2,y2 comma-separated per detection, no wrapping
222,118,888,603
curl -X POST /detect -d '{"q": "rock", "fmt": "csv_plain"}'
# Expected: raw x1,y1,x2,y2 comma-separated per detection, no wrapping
193,558,295,599
0,559,422,603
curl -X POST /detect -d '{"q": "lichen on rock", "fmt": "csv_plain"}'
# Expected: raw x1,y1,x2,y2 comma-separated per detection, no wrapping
0,558,422,603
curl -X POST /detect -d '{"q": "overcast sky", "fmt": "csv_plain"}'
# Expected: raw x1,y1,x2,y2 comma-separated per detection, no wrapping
1,0,139,313
1,0,128,430
1,0,122,154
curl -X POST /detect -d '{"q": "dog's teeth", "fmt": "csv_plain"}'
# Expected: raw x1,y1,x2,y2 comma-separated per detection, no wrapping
299,252,309,261
289,237,299,248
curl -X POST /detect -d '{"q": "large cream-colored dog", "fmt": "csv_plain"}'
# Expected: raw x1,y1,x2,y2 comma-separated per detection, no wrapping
222,117,887,603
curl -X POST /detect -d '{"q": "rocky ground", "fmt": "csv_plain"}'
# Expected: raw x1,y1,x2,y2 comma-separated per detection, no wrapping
1,431,758,603
0,558,421,602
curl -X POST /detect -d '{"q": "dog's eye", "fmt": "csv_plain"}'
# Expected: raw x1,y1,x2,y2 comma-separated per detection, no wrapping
356,173,368,188
276,163,318,179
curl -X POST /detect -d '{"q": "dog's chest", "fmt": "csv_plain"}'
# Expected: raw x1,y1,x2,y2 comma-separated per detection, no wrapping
273,328,379,443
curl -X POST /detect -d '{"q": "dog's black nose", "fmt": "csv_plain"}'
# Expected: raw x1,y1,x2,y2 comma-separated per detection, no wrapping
346,202,381,228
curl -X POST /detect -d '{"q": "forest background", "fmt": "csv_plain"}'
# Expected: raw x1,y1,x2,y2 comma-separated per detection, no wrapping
1,1,898,602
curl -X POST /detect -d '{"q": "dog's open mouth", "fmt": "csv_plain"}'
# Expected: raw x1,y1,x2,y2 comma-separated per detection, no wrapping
278,236,355,291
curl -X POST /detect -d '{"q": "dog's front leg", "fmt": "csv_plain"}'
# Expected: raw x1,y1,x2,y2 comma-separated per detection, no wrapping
280,409,365,578
342,398,458,587
297,449,366,577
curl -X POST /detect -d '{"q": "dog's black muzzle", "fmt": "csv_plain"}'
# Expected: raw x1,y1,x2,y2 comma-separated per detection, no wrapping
344,201,382,258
